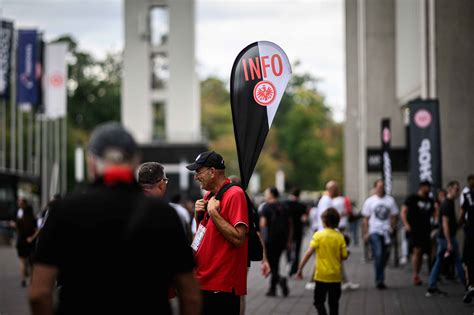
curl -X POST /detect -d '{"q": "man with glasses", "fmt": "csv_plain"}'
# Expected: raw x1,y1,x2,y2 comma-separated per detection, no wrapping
137,162,192,239
187,151,249,315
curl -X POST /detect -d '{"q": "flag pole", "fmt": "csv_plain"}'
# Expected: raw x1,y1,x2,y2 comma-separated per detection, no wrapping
10,30,16,170
27,108,33,173
61,116,67,194
41,115,47,207
0,99,5,169
18,107,23,172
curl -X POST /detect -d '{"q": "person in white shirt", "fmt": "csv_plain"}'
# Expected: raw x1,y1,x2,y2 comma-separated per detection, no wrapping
362,179,399,290
308,181,359,291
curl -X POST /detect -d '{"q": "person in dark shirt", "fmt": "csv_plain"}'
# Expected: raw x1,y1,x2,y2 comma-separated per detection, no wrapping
11,197,37,287
285,188,308,276
460,174,474,303
29,122,201,315
401,180,436,286
260,187,292,297
426,181,466,297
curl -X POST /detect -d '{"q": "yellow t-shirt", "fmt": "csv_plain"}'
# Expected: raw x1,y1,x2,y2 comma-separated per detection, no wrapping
310,228,348,283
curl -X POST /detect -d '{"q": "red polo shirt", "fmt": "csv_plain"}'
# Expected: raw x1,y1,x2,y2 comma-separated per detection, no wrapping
194,179,249,295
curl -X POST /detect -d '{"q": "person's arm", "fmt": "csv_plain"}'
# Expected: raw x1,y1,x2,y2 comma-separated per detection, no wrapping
287,216,294,250
207,197,246,247
27,228,41,243
173,272,202,315
256,231,271,277
296,247,315,279
29,264,58,315
362,217,369,242
459,204,466,227
442,215,452,252
400,205,411,232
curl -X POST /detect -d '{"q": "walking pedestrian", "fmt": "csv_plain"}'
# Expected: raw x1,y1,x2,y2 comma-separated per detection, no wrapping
11,198,37,287
426,181,466,297
29,122,200,315
285,188,308,277
362,179,399,289
400,180,436,286
187,151,249,315
459,175,474,303
260,187,292,297
297,208,348,315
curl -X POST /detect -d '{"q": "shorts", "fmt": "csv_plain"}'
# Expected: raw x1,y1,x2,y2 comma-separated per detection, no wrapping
463,231,474,264
16,241,34,258
407,233,431,254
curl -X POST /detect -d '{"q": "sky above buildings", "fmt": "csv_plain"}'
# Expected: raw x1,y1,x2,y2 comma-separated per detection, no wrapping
1,0,345,121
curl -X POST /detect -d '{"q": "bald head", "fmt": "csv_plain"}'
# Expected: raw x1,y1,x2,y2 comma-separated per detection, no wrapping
326,180,339,198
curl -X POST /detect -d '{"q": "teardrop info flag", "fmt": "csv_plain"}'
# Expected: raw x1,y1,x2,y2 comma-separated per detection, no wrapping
230,41,291,189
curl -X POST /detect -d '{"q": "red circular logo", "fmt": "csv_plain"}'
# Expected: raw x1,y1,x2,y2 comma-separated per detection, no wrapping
383,127,391,144
49,73,64,87
414,109,432,128
253,81,276,106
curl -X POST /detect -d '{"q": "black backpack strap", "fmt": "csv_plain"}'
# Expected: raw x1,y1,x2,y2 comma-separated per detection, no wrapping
215,182,238,201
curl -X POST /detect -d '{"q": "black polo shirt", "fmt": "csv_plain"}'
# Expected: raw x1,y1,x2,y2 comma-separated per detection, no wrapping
35,178,194,314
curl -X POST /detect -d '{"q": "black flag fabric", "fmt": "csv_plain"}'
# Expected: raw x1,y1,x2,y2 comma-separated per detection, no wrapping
230,41,291,189
381,119,392,195
408,99,442,193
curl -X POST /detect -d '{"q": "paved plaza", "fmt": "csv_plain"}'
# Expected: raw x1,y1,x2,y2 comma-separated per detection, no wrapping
1,231,473,315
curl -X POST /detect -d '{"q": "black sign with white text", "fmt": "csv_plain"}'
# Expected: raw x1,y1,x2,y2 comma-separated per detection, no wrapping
408,99,442,193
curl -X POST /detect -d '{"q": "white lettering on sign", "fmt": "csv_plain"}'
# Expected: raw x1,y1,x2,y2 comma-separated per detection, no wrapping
418,139,432,182
383,152,392,195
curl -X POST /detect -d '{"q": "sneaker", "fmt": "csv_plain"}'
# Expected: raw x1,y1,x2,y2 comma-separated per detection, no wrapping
305,282,315,290
376,283,387,290
463,286,474,304
348,282,360,290
413,275,423,286
342,282,360,291
425,287,448,297
279,278,289,297
265,289,276,297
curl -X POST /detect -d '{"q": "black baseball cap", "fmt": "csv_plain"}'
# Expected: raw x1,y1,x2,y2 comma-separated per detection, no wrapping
186,151,225,171
88,122,138,159
419,180,432,187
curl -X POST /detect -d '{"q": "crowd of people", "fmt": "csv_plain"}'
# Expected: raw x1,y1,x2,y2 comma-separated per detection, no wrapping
5,122,473,314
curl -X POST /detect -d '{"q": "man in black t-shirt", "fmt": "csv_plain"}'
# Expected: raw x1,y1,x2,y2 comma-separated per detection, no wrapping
460,174,474,303
401,180,435,286
285,188,308,276
426,181,466,297
260,187,292,297
29,122,201,315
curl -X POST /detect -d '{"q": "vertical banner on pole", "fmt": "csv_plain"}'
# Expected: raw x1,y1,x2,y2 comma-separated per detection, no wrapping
408,99,442,193
0,20,13,99
230,41,291,189
44,42,67,119
0,20,13,169
17,29,39,105
381,118,392,195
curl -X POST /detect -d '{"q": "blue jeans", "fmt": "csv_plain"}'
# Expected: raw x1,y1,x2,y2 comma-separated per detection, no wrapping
428,237,466,289
369,233,388,285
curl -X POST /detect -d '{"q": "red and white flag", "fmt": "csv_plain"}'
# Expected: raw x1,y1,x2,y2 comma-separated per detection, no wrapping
44,42,68,119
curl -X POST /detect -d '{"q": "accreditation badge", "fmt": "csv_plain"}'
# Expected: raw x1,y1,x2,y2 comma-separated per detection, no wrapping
191,224,207,252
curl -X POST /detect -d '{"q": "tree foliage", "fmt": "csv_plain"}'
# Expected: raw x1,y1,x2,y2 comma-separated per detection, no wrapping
201,65,343,192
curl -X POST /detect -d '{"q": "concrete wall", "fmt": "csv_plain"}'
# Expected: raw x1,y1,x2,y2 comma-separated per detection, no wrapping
435,0,474,185
345,0,407,206
344,0,360,202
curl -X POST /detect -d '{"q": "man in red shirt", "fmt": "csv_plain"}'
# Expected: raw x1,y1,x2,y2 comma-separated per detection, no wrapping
187,151,248,315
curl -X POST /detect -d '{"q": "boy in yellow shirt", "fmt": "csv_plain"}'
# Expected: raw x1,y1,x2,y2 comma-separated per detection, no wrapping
297,208,348,315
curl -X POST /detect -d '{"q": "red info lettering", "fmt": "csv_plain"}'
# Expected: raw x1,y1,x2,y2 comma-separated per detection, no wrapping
241,54,284,81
